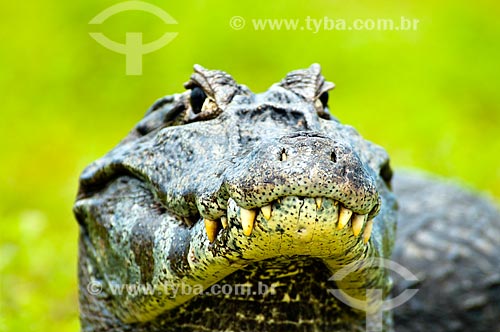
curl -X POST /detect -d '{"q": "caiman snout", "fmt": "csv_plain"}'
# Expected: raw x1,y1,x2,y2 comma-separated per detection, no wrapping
218,131,381,247
278,132,347,170
225,132,380,216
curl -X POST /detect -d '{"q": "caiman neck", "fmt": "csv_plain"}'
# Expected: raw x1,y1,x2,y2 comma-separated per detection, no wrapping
143,251,391,332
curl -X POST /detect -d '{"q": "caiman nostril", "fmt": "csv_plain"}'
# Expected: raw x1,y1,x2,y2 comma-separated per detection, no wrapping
331,151,337,163
280,148,287,161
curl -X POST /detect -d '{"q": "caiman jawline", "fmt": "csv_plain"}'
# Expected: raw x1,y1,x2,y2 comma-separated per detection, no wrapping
203,195,376,245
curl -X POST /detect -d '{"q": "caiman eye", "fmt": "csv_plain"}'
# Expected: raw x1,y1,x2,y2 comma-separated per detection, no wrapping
315,91,330,119
190,86,207,114
319,91,329,109
379,160,393,189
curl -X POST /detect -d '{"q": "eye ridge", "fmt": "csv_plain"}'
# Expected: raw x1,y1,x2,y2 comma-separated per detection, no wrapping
190,86,207,114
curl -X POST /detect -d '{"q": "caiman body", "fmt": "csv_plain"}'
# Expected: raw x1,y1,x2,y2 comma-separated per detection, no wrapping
74,65,500,332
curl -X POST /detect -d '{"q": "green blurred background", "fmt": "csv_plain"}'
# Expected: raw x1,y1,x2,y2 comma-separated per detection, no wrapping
0,0,498,331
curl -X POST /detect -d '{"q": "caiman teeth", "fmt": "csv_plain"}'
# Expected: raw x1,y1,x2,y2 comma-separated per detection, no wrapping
363,219,374,244
338,206,353,229
220,216,228,229
261,204,272,220
315,197,323,209
351,214,366,236
240,207,257,236
204,218,218,243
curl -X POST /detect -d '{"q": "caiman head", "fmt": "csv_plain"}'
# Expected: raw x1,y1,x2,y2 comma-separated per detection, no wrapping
74,64,397,331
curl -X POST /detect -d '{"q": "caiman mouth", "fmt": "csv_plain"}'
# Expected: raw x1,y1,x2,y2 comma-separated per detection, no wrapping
203,194,380,255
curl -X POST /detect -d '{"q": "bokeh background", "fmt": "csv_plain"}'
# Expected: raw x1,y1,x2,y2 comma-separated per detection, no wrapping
0,0,498,331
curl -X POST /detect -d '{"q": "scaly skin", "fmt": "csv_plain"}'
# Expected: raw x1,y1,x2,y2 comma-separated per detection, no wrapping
392,172,500,332
74,65,499,332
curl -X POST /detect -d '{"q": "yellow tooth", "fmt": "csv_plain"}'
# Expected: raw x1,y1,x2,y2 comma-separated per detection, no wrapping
240,208,257,236
363,219,374,244
315,197,323,209
338,206,353,229
220,216,228,229
261,204,272,220
204,218,218,243
351,214,366,236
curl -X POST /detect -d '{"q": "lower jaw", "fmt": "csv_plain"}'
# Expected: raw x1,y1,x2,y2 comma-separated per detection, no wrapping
139,196,380,325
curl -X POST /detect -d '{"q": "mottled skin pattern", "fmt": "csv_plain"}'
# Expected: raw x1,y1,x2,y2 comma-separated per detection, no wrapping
74,65,500,332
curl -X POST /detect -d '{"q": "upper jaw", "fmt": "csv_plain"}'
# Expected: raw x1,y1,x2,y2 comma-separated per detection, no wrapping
197,132,381,246
223,132,380,213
